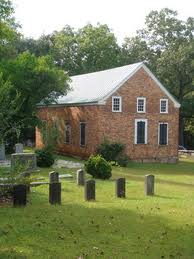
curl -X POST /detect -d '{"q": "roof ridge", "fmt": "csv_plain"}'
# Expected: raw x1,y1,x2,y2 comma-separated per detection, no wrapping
70,62,144,78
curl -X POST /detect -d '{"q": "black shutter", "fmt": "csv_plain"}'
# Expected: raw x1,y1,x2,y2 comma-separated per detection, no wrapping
159,124,167,145
80,123,86,146
137,121,145,144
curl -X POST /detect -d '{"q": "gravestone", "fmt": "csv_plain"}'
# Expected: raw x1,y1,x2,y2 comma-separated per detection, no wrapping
15,143,24,153
49,171,59,183
13,184,27,206
11,153,37,171
77,169,85,186
116,178,126,198
145,174,155,195
49,183,61,204
0,143,5,161
85,180,95,201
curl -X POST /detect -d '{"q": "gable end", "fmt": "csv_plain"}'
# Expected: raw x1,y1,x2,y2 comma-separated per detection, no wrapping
100,63,180,109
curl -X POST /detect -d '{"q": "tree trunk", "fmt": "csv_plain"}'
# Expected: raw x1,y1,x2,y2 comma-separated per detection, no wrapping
178,79,185,146
179,115,184,146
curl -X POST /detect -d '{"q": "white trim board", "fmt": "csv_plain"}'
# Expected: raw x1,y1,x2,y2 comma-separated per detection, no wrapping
112,96,122,112
158,122,168,145
137,97,146,113
160,99,168,113
134,119,148,144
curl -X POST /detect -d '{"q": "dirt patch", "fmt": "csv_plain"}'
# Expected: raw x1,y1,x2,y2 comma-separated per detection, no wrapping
0,196,12,207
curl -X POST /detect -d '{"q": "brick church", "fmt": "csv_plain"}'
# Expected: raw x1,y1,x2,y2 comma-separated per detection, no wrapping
36,62,180,163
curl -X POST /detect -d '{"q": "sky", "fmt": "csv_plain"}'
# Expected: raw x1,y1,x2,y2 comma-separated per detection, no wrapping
12,0,194,44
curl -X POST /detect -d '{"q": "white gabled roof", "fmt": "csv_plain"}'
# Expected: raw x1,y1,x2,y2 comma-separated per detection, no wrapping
55,62,180,108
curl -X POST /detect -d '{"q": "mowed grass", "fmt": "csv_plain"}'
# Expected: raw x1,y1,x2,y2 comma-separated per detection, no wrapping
0,157,194,258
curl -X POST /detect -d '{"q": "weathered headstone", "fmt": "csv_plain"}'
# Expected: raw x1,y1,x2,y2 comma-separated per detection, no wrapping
26,139,33,147
116,178,126,198
77,169,85,186
145,174,155,195
15,143,24,153
85,180,95,201
0,143,5,161
49,171,59,183
49,183,61,204
13,184,27,206
11,153,37,171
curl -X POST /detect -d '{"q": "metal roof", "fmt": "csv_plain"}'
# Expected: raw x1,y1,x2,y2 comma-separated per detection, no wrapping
41,62,180,108
56,62,143,105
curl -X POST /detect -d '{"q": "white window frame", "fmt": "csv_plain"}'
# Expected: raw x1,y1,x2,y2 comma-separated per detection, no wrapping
64,122,71,144
158,122,168,145
80,122,86,147
137,97,146,113
112,96,122,112
135,119,148,144
160,99,168,114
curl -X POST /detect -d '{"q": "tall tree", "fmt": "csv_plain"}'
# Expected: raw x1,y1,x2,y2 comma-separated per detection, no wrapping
1,51,70,125
0,0,20,59
76,24,120,74
16,24,121,76
122,8,194,145
0,51,70,148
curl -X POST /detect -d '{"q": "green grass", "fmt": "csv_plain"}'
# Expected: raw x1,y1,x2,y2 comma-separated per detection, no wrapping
1,158,194,258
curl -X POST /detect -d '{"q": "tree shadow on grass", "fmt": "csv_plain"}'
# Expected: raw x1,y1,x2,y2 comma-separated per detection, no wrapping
122,174,194,189
123,160,194,176
153,194,179,200
1,191,194,259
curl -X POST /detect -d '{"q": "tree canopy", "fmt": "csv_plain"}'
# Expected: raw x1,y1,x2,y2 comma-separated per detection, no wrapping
0,1,70,148
0,1,194,148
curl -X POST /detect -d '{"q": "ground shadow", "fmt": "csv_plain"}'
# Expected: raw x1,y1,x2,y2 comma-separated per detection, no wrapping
0,190,194,258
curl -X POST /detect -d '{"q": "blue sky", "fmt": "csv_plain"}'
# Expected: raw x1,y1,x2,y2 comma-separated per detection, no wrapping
13,0,194,44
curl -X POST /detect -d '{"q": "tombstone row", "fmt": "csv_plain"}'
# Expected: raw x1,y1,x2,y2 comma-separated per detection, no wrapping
0,143,24,162
85,175,154,201
12,172,155,206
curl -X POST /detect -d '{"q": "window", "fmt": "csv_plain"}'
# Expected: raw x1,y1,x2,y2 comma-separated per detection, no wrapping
80,122,86,147
160,99,168,113
64,122,71,144
137,97,146,113
112,96,122,112
159,123,168,145
135,119,148,144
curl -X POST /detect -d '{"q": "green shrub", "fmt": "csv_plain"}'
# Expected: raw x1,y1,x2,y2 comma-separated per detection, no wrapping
117,155,129,167
35,148,54,167
96,140,125,162
85,155,112,179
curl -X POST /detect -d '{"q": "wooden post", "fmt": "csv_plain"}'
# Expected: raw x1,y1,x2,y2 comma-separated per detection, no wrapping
13,184,27,206
85,180,95,201
49,171,59,183
77,169,85,186
0,143,5,161
116,178,126,198
145,174,154,195
49,183,61,204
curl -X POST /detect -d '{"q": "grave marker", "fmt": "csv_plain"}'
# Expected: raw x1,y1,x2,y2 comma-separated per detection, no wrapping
116,178,126,198
145,174,155,195
85,180,95,201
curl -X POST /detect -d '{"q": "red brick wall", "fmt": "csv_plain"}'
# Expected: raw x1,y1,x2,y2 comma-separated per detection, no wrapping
36,105,102,158
36,67,179,162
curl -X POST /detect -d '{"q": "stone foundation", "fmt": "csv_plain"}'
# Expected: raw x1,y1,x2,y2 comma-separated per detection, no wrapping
133,157,178,164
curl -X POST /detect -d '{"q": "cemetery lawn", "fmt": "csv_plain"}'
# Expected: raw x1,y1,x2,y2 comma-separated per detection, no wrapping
1,157,194,258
